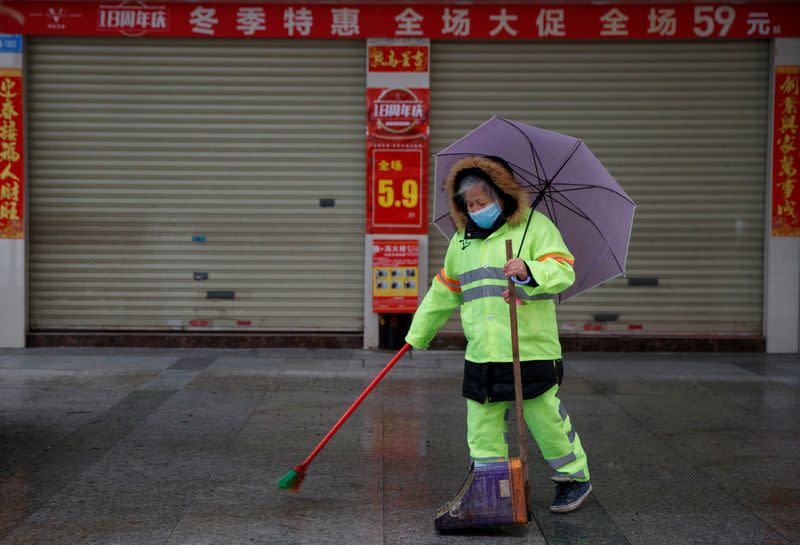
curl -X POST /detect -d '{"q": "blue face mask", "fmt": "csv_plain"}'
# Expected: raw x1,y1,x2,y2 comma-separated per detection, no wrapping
469,201,502,229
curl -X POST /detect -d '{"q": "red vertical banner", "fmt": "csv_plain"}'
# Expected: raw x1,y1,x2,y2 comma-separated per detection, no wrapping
0,69,23,240
366,39,429,236
772,66,800,237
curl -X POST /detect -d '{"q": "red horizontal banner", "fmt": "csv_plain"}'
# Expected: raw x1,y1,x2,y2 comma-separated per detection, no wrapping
1,3,798,39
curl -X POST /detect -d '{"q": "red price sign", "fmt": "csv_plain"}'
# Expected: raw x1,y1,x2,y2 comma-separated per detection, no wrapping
367,147,427,234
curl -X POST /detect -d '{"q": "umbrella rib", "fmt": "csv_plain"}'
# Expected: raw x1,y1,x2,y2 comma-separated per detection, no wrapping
432,211,451,223
542,181,559,226
544,181,636,204
508,163,635,206
520,179,636,207
547,141,583,186
514,170,606,273
514,168,636,206
496,117,552,183
543,190,627,275
511,169,547,193
509,163,547,184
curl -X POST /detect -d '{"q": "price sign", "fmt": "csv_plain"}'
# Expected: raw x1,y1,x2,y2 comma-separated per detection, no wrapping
367,147,427,234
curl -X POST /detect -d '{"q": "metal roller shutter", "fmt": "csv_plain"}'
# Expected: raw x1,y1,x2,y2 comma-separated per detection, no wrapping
27,38,365,332
429,41,768,335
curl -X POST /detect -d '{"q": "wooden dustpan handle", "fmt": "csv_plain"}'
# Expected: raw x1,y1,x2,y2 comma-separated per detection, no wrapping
505,240,529,467
506,240,531,519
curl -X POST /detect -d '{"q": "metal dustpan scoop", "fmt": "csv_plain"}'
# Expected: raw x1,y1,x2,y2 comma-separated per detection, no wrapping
434,240,532,531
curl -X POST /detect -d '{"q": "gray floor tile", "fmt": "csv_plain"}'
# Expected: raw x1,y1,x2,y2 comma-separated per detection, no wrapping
0,348,797,545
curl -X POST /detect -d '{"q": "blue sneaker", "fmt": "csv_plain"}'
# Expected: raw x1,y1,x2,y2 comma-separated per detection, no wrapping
550,480,592,513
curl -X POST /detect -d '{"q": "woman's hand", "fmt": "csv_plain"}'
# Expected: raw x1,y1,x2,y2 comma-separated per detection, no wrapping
503,258,529,281
501,288,526,306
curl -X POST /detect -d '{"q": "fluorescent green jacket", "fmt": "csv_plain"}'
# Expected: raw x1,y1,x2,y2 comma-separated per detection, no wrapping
406,211,575,362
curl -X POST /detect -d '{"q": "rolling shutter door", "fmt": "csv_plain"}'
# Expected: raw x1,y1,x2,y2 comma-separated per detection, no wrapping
27,38,365,332
429,41,768,335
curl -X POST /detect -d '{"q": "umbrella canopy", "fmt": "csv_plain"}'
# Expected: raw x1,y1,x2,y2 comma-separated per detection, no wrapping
433,116,635,302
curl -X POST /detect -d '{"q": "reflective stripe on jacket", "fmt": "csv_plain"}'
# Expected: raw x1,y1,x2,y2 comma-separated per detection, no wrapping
406,211,575,362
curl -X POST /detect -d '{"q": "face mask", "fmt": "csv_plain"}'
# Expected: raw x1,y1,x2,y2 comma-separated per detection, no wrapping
469,201,502,229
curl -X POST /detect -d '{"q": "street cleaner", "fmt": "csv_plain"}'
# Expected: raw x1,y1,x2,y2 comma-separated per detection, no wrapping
405,155,592,521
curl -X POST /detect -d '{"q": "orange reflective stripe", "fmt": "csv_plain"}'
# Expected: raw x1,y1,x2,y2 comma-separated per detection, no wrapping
537,253,575,265
440,268,461,285
436,272,461,293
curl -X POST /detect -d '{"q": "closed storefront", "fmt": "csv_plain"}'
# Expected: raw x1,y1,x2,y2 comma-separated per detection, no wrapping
429,41,769,336
1,2,797,351
27,38,365,332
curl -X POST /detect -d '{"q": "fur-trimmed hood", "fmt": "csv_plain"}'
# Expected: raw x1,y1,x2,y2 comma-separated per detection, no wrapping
445,156,530,231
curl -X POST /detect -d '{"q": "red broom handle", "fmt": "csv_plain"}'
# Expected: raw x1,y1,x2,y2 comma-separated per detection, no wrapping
298,342,411,470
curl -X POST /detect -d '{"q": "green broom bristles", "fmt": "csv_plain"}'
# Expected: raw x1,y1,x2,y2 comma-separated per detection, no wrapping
278,467,305,492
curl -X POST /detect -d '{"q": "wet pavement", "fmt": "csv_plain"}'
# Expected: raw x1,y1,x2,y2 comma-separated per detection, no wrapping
0,347,798,545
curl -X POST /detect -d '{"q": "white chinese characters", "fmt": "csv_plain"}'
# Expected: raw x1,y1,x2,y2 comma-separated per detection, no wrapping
442,8,470,37
331,8,360,37
489,9,518,37
190,6,218,36
537,9,565,38
395,8,424,37
600,8,629,37
237,7,266,36
647,8,676,37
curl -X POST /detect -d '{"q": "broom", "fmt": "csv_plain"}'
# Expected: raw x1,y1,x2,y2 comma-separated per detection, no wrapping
278,342,411,492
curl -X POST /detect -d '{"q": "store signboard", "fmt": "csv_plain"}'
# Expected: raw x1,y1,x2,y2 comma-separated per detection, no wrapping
2,4,798,39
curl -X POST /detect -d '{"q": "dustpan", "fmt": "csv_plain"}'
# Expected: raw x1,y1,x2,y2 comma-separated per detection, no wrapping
434,240,531,531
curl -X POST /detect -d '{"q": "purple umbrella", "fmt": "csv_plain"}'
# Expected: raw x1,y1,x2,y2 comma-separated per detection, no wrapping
433,116,635,302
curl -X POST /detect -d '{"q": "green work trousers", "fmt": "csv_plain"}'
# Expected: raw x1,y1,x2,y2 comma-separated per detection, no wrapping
466,384,590,482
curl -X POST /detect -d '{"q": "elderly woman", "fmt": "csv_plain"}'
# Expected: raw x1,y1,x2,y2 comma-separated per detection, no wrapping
405,155,591,514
